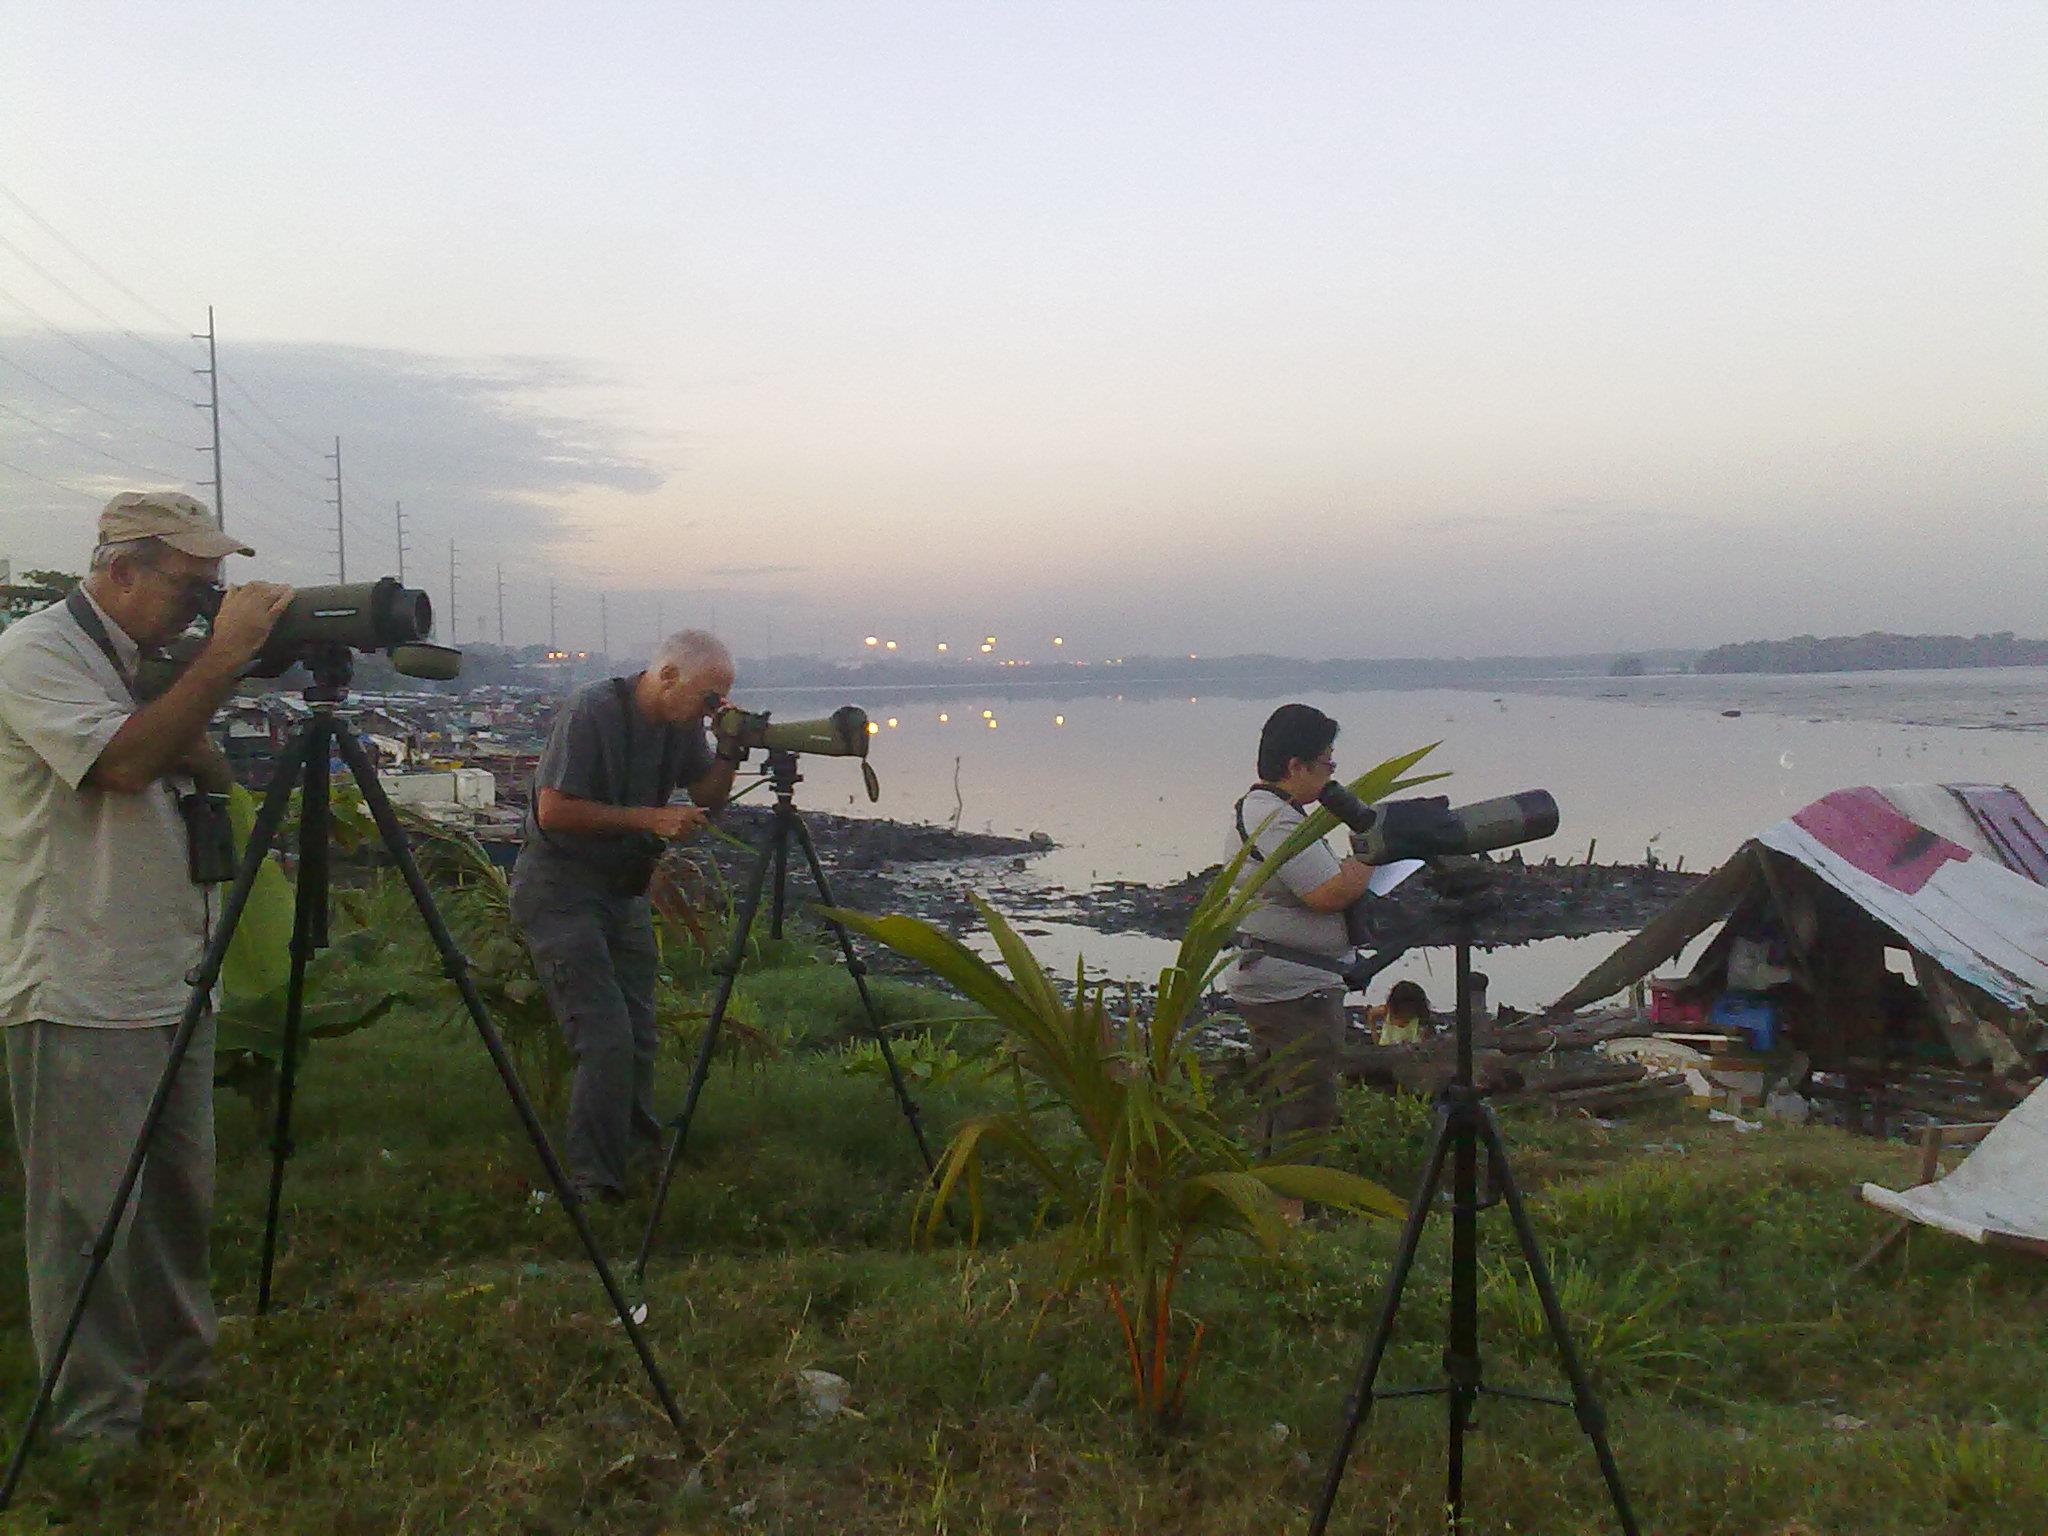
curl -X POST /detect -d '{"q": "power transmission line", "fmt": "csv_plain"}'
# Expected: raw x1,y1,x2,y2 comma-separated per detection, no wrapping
0,180,190,333
395,501,409,583
496,562,506,645
0,283,192,407
219,374,326,459
447,539,458,643
0,347,194,452
217,401,327,490
0,456,96,499
0,227,195,376
0,399,185,482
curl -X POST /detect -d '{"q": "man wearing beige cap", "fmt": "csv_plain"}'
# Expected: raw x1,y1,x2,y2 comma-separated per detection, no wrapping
0,491,291,1450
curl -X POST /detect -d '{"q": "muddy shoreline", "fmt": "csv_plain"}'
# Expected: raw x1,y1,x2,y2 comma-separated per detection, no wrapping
699,807,1700,955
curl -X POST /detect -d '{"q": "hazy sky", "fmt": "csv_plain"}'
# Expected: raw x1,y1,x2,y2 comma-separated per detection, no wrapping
2,2,2042,661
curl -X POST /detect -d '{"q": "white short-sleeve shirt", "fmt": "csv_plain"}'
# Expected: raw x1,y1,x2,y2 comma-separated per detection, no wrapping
0,595,207,1027
1225,786,1351,1004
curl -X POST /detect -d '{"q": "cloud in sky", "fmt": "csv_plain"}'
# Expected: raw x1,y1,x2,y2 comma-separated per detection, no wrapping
2,3,2044,659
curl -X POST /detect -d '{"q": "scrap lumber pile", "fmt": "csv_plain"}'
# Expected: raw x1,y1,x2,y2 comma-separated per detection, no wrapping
1340,1005,1689,1113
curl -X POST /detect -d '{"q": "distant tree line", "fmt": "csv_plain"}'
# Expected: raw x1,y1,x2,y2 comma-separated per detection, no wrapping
1695,631,2048,675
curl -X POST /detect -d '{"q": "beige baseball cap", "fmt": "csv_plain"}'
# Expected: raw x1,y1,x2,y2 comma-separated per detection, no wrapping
98,491,255,559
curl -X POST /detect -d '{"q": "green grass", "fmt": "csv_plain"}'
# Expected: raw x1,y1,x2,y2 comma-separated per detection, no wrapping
2,971,2047,1534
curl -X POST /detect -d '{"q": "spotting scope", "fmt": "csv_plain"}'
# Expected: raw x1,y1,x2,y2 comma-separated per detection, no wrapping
711,703,872,758
234,578,458,681
1318,785,1560,863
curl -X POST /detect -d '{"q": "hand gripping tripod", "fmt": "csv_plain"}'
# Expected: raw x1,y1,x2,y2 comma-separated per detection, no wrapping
1308,861,1639,1535
0,647,685,1508
634,749,938,1280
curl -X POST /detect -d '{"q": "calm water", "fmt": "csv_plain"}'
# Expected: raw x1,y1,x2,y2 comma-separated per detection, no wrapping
761,668,2048,1008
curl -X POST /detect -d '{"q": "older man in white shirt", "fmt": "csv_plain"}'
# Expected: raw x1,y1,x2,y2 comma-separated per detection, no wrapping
0,492,290,1449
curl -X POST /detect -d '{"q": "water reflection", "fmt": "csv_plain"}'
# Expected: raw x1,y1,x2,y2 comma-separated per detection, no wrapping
768,672,2048,1005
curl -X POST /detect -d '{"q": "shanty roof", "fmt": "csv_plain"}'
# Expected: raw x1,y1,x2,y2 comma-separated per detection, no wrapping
1554,784,2048,1014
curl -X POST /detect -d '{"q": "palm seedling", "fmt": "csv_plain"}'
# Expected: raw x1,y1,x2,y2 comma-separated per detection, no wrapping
831,745,1446,1426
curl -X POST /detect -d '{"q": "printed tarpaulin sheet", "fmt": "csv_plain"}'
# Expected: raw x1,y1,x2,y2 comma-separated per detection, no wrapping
1755,788,2048,1011
1864,1078,2048,1246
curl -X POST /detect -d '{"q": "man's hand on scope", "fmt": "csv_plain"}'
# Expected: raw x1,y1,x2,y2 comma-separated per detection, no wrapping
203,582,295,668
644,803,710,841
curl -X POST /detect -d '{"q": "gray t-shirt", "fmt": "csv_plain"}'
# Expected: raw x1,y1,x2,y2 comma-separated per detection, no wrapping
513,676,713,893
0,596,208,1027
1225,786,1351,1005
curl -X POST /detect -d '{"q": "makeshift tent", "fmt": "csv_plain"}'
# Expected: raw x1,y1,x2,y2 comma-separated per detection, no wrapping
1861,1088,2048,1255
1552,784,2048,1074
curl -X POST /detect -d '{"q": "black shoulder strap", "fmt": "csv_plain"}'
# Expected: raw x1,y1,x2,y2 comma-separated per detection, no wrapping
1234,783,1293,863
609,674,683,806
64,588,137,700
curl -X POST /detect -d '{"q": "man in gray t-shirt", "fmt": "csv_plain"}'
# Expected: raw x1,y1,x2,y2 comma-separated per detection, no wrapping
1224,704,1376,1156
511,630,740,1200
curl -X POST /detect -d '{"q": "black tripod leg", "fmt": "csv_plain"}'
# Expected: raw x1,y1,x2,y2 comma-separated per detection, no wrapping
0,730,310,1510
1446,1097,1481,1529
257,717,329,1314
790,813,938,1174
1477,1109,1641,1536
1307,1102,1458,1536
331,724,688,1437
634,822,778,1280
769,808,789,941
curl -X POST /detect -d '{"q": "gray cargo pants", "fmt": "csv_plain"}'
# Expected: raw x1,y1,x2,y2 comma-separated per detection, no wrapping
509,878,663,1199
5,1017,217,1444
1239,989,1346,1155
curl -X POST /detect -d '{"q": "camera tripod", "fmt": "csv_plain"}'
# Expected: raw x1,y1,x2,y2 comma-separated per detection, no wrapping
0,647,684,1508
634,749,938,1281
1308,861,1639,1535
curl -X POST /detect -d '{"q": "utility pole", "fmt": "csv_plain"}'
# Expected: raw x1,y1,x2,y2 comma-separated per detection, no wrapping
447,539,458,643
393,501,408,584
599,592,609,662
325,436,346,581
193,306,225,530
547,581,557,649
495,562,506,646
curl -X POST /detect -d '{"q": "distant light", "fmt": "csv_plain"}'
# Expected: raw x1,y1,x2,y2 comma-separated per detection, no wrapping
936,642,949,652
1188,652,1197,660
984,635,997,645
986,719,997,729
979,643,993,653
1052,636,1064,646
866,721,880,735
1054,714,1065,725
864,636,879,647
885,640,898,651
981,709,993,719
886,717,899,728
938,712,949,723
1190,696,1198,703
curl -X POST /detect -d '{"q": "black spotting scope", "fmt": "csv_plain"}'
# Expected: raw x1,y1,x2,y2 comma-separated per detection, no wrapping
1318,785,1560,864
231,577,459,681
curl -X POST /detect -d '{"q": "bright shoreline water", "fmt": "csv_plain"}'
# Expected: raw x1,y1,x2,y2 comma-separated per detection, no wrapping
759,667,2048,1008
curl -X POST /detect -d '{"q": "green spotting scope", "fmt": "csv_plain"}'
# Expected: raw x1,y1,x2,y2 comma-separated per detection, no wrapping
1319,785,1560,863
246,577,435,675
138,577,460,694
712,703,872,758
712,703,879,801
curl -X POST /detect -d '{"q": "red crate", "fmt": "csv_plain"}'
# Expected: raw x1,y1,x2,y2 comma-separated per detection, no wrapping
1647,979,1707,1030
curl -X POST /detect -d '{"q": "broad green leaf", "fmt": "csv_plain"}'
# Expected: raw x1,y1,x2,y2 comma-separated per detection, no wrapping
220,783,294,1002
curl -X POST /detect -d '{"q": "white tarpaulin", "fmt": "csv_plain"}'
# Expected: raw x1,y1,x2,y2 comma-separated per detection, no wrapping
1754,787,2048,1011
1863,1077,2048,1247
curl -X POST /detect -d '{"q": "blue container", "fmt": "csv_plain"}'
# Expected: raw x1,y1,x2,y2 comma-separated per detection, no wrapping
1711,992,1779,1052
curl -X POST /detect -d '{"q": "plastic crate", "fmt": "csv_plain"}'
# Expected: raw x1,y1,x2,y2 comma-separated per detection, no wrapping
1710,992,1779,1052
1647,979,1707,1029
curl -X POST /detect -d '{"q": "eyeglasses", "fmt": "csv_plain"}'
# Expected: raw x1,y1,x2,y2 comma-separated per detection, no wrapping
1310,754,1336,772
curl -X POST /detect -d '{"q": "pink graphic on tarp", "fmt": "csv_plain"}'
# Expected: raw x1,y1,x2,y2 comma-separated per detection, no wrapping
1791,788,1973,896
